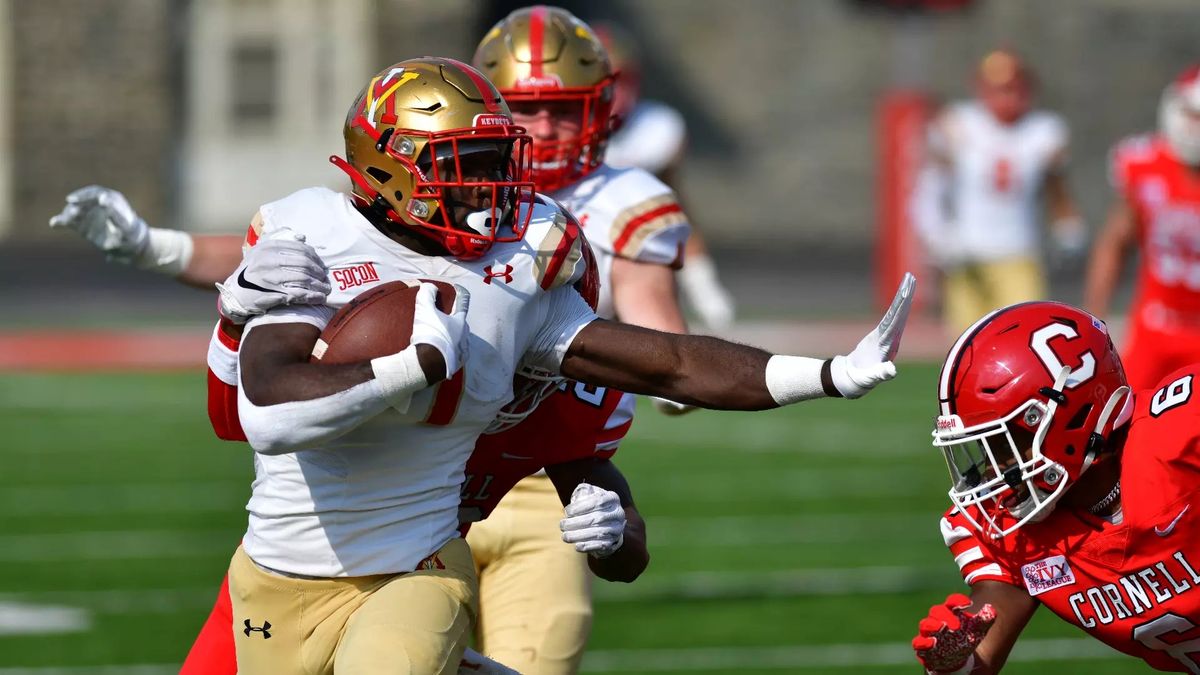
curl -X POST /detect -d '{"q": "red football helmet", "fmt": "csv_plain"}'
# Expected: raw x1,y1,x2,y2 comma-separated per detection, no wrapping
1159,64,1200,165
934,302,1132,538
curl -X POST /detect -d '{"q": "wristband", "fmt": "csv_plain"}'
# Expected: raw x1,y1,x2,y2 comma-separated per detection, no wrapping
370,346,428,412
764,355,834,405
136,227,195,277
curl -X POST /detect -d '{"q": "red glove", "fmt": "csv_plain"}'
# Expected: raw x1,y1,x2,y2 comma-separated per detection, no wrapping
912,593,996,674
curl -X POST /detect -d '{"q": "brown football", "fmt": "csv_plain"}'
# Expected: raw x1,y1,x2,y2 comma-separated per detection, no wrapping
310,279,457,365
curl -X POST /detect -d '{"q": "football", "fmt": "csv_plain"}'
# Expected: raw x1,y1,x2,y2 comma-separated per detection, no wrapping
310,279,457,364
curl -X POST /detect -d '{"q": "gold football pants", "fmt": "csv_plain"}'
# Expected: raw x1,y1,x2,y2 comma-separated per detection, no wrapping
228,537,478,675
943,257,1046,335
467,474,593,674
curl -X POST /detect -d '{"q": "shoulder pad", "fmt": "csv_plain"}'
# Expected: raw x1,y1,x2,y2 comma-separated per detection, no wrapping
1109,133,1158,190
525,196,589,292
243,211,264,253
597,167,689,261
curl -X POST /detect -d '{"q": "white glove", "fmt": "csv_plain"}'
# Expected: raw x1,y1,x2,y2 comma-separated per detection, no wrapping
49,185,193,275
214,229,331,324
411,282,470,377
1050,216,1088,266
651,396,696,416
459,647,521,675
560,483,626,558
678,254,735,329
829,272,916,399
49,185,149,262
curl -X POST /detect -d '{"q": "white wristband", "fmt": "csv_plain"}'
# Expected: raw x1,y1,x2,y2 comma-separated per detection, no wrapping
764,355,831,406
136,228,195,277
370,346,429,413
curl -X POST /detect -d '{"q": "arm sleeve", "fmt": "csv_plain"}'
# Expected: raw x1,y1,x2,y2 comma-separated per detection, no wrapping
206,320,246,442
940,510,1020,587
523,286,599,375
910,162,953,250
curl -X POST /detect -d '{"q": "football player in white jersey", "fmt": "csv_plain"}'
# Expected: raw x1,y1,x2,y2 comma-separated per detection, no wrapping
594,18,737,330
53,55,915,675
467,8,742,671
910,49,1086,334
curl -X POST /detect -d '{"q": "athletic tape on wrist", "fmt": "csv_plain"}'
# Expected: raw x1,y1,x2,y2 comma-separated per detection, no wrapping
764,355,834,405
370,346,428,412
137,228,195,277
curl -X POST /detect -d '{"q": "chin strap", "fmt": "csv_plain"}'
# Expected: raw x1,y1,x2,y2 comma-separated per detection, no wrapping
1082,385,1133,471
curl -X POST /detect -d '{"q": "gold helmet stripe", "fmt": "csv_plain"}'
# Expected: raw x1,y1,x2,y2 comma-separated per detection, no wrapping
529,5,547,77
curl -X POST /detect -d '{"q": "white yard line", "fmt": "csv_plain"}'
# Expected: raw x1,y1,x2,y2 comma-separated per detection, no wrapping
647,513,936,546
0,662,177,667
0,482,247,516
0,587,217,615
595,565,954,602
0,602,89,636
0,529,237,561
581,638,1123,672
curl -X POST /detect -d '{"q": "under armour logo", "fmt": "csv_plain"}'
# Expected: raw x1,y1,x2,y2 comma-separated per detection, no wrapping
483,263,513,285
244,619,272,639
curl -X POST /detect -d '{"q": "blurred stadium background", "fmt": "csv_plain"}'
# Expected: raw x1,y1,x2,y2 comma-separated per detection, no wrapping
1,0,1197,672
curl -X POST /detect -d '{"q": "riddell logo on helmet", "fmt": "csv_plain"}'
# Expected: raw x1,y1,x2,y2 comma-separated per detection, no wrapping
515,74,563,89
473,114,512,127
936,416,961,432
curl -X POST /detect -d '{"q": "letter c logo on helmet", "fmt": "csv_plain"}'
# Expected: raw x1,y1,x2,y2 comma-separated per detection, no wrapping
1029,323,1096,389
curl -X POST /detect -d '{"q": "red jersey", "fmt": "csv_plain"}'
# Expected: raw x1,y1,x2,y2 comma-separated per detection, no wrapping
458,382,632,533
941,365,1200,672
1111,134,1200,318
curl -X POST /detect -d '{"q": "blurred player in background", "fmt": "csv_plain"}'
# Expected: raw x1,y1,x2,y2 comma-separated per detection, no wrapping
912,301,1200,674
911,49,1086,335
592,19,737,330
469,8,709,672
1085,64,1200,391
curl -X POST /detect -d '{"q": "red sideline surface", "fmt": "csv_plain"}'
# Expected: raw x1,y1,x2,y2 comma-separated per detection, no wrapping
0,329,210,371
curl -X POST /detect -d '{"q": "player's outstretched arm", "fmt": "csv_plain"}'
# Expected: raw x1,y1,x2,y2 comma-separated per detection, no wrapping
49,185,243,288
562,273,915,409
912,582,1037,675
1083,199,1138,318
546,457,648,583
237,283,467,454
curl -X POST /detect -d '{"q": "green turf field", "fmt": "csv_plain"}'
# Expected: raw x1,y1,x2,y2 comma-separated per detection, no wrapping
0,366,1141,673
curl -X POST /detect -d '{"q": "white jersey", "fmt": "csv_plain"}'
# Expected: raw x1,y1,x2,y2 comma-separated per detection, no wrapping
239,187,596,577
925,101,1068,261
552,163,690,319
605,100,687,176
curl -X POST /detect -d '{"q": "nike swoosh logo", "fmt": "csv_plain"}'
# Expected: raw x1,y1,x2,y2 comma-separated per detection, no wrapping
1155,504,1190,537
237,269,285,295
500,452,533,461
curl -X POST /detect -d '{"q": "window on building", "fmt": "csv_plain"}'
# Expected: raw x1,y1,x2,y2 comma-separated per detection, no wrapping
230,41,277,128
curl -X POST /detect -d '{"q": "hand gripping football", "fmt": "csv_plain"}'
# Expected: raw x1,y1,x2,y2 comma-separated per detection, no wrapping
310,279,457,364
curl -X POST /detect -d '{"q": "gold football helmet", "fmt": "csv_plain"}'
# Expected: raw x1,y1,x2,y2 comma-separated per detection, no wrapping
473,6,616,191
332,57,535,259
